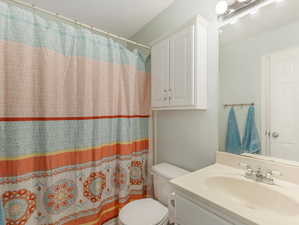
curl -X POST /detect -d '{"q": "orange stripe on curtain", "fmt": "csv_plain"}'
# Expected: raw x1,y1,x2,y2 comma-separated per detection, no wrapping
62,194,146,225
0,139,149,177
0,115,150,122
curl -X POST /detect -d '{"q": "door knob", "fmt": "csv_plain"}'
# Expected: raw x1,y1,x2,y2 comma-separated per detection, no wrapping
272,132,279,138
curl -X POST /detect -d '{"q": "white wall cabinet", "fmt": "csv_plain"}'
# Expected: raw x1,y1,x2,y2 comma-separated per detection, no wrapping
151,39,170,107
151,16,208,110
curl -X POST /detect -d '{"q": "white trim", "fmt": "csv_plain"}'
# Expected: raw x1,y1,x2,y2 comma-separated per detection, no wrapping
195,17,208,109
153,111,158,164
148,112,153,165
261,55,271,156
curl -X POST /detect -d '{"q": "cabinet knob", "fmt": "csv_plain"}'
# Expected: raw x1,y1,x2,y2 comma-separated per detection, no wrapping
272,132,279,138
164,89,167,93
163,97,167,101
168,88,172,92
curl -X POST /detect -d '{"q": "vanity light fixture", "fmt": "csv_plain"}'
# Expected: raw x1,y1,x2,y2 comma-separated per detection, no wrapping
218,0,287,28
216,1,229,15
230,18,238,24
227,0,237,5
250,9,259,15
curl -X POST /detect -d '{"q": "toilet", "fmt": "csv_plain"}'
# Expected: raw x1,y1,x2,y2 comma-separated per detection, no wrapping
119,163,189,225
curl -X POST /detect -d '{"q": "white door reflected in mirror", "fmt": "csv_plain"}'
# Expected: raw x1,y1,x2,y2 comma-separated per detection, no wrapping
263,48,299,161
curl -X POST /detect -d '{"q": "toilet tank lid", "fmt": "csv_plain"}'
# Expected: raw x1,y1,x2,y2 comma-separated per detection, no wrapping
151,163,190,180
119,199,168,225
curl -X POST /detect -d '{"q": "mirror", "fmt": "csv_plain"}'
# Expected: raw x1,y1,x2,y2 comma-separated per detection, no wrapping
219,0,299,162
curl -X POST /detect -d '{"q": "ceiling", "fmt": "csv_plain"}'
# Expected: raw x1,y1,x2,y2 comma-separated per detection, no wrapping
220,0,299,45
23,0,175,38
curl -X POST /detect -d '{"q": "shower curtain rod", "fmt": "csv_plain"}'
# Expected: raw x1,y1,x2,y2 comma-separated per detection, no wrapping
3,0,151,50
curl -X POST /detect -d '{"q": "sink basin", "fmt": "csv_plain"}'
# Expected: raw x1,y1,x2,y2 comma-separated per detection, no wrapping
205,176,299,216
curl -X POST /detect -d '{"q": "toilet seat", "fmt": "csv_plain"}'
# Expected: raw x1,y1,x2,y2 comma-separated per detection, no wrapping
119,198,168,225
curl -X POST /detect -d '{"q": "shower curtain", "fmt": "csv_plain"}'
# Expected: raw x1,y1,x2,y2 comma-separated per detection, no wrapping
0,1,151,225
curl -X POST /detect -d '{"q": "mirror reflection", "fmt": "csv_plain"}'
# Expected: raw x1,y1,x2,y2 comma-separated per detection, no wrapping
219,0,299,162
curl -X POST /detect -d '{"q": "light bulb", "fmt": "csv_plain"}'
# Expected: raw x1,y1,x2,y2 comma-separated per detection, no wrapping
230,18,238,25
216,1,228,15
226,0,236,5
250,9,259,15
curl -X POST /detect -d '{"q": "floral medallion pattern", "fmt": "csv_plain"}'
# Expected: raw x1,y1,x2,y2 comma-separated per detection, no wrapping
44,179,77,214
2,189,36,225
110,166,128,192
130,161,144,185
83,172,106,203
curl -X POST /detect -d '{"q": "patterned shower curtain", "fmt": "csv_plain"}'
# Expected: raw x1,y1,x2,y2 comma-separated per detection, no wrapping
0,1,151,225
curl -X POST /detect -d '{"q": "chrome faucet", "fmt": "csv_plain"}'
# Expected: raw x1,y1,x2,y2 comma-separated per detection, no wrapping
255,167,264,182
239,163,282,185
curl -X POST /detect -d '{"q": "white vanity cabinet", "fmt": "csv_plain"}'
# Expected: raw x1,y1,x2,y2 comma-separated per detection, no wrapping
175,194,233,225
174,193,246,225
151,16,208,110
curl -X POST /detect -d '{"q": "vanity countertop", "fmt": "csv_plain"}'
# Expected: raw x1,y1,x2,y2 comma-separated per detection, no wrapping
171,163,299,225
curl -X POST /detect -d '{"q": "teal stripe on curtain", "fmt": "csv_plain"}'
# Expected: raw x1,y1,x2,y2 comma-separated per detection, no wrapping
0,1,149,72
0,118,149,158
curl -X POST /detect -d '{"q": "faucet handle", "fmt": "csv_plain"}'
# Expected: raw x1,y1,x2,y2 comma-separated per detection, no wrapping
265,169,273,178
267,169,282,177
263,169,281,185
239,162,249,169
256,167,263,173
239,162,254,178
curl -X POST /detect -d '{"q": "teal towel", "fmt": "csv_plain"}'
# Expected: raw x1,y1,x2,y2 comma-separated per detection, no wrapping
0,199,5,225
242,106,261,154
225,107,242,154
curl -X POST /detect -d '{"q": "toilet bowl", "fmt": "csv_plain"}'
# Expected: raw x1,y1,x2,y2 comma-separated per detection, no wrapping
119,163,189,225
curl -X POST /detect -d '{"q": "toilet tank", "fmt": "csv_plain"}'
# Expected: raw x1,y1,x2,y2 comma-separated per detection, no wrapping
151,163,189,206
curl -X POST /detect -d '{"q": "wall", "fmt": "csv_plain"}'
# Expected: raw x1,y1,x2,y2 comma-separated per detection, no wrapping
219,19,299,151
132,0,219,171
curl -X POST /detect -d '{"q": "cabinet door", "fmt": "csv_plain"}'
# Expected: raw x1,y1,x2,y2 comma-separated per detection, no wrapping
170,25,195,106
175,194,234,225
151,39,170,107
